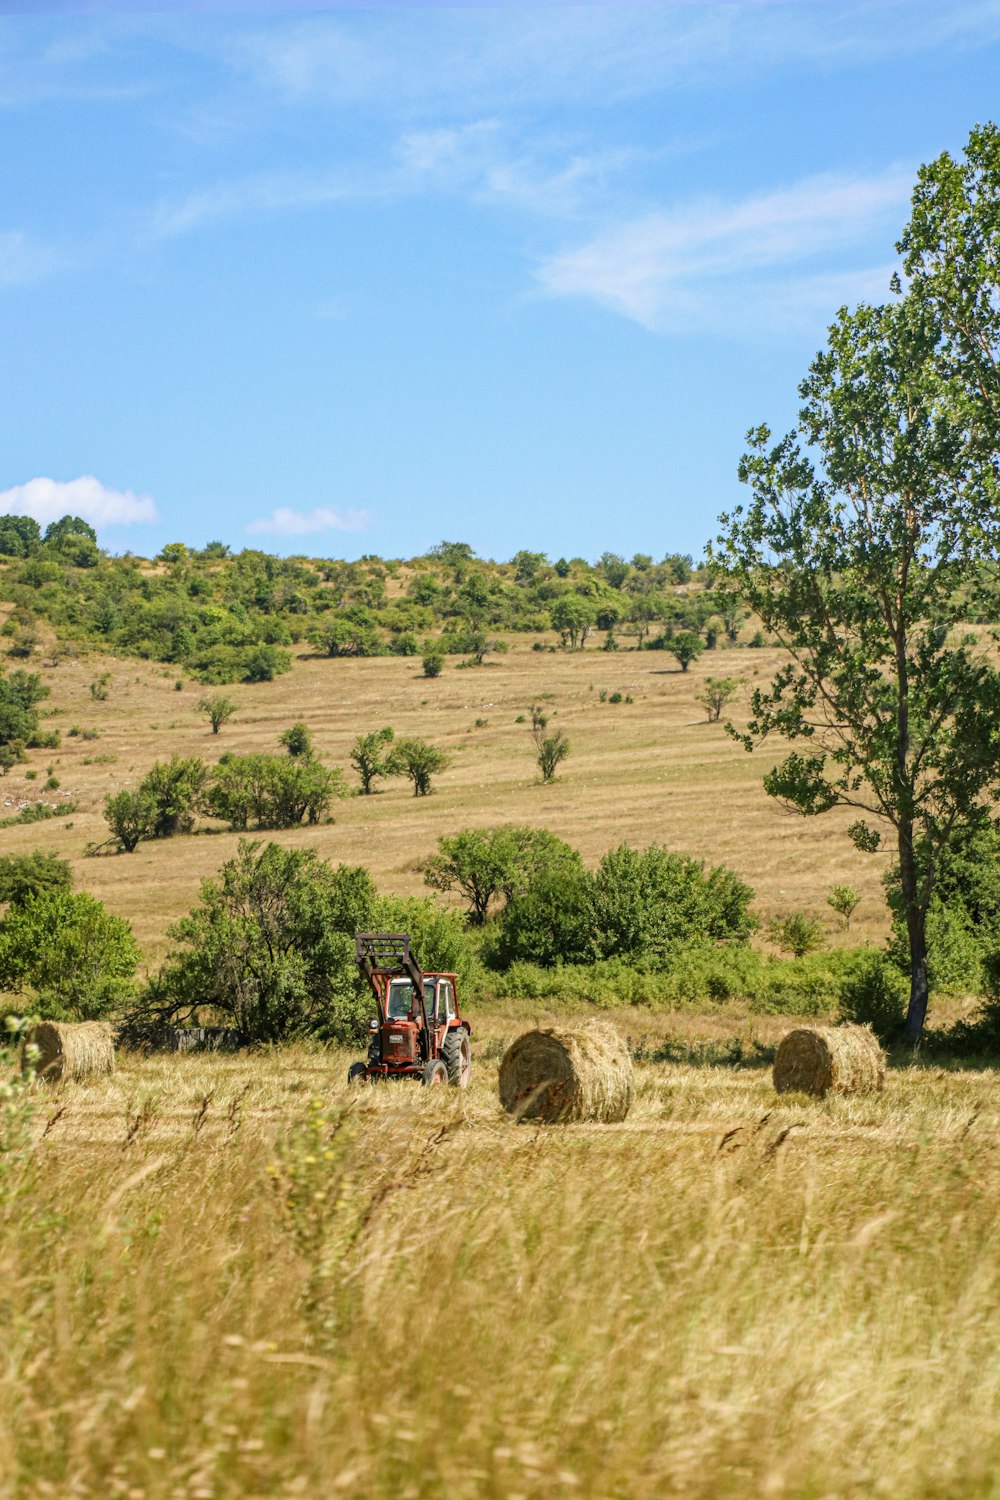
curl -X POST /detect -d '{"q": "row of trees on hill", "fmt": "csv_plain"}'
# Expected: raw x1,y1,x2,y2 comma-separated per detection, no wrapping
0,522,747,683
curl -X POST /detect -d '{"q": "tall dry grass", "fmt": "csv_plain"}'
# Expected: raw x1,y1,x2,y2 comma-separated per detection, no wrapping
2,1022,1000,1497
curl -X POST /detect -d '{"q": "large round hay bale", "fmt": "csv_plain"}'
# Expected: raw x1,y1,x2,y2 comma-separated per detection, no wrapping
22,1021,115,1084
498,1022,634,1123
772,1024,885,1098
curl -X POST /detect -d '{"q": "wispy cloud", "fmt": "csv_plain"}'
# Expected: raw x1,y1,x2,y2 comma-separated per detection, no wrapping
229,4,1000,114
0,230,63,287
0,475,157,528
536,169,913,333
396,119,652,220
246,505,371,538
147,166,371,239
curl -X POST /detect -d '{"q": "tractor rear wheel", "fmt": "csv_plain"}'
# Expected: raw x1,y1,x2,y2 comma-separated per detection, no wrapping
347,1062,369,1086
443,1028,472,1088
422,1059,448,1087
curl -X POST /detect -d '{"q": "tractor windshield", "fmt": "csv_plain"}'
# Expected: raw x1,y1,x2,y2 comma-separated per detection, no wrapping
386,977,437,1019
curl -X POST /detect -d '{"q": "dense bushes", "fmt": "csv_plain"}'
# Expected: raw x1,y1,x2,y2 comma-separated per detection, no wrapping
103,750,347,849
0,889,140,1019
487,838,756,967
141,841,382,1044
487,945,881,1016
0,667,51,770
203,754,346,830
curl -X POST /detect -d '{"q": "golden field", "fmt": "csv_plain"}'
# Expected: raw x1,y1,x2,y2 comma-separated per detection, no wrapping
3,642,998,1498
2,1028,999,1499
1,642,892,969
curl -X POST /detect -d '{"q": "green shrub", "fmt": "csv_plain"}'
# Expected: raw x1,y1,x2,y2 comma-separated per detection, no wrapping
203,754,347,831
836,953,908,1041
373,894,482,997
768,911,825,958
0,852,72,906
591,844,756,960
143,840,379,1044
0,889,140,1019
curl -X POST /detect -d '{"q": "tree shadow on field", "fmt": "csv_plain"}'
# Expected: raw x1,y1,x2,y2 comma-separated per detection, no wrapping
631,1034,775,1069
885,1037,1000,1074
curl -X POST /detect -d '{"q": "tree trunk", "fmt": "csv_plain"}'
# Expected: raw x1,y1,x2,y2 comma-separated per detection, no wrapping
899,822,929,1041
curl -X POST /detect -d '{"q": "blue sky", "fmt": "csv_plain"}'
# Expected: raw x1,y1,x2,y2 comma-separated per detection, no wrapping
2,2,999,562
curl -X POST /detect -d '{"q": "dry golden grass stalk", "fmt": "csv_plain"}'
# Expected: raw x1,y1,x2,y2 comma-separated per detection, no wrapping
772,1023,885,1098
23,1020,116,1084
498,1020,634,1122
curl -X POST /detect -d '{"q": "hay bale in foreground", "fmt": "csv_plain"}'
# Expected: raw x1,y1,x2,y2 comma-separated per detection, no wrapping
23,1021,115,1084
772,1024,884,1098
498,1022,634,1123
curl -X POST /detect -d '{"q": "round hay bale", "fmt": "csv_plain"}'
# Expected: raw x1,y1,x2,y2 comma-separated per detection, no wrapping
772,1024,885,1098
498,1022,634,1123
22,1021,115,1084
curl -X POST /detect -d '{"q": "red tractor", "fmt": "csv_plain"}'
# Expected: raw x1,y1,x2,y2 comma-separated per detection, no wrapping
349,933,472,1088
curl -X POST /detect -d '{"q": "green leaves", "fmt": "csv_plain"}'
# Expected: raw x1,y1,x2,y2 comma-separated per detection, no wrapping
0,890,140,1019
715,126,1000,1038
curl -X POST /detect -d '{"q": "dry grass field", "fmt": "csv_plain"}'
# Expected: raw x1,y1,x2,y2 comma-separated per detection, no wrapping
3,1022,1000,1499
2,642,892,970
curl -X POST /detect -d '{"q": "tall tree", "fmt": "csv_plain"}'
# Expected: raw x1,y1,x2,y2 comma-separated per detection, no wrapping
715,130,1000,1041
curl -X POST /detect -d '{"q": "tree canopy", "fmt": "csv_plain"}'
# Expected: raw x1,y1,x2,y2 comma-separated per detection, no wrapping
714,124,1000,1040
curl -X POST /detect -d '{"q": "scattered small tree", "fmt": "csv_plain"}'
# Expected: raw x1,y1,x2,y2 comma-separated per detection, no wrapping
387,738,450,797
530,705,570,784
280,722,313,760
350,726,395,794
422,653,444,678
103,788,158,853
697,676,739,722
198,694,238,734
444,624,508,666
768,912,825,958
827,884,861,931
89,672,111,701
665,631,704,673
550,594,596,649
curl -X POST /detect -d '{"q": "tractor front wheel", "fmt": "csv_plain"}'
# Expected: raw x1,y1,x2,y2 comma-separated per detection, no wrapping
347,1062,369,1086
443,1028,472,1088
422,1059,448,1087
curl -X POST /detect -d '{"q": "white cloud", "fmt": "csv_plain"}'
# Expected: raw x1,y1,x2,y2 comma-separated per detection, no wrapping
0,475,157,529
536,169,913,332
246,506,371,538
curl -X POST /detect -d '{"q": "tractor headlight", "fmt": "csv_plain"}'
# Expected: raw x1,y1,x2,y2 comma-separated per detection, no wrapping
369,1018,378,1031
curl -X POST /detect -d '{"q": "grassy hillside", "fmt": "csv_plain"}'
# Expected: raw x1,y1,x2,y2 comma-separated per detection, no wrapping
1,642,891,970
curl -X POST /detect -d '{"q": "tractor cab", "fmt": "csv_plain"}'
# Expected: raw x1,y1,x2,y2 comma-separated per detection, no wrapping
350,933,472,1088
386,976,457,1023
